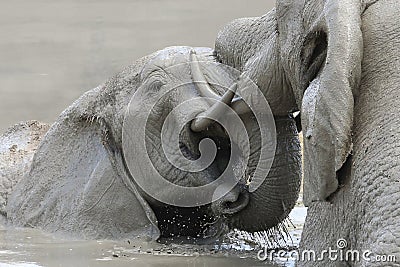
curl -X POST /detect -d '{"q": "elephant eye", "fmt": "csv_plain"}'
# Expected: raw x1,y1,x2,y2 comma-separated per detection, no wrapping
147,77,165,92
301,31,328,86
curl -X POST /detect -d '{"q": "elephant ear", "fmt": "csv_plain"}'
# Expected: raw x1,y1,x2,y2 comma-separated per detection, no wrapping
7,95,160,240
298,0,363,205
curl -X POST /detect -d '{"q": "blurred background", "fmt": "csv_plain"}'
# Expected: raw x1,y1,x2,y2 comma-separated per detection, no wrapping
0,0,275,133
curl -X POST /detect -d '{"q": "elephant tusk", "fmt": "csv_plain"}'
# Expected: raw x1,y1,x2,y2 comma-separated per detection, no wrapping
294,112,302,133
191,82,238,132
190,50,252,132
190,50,221,100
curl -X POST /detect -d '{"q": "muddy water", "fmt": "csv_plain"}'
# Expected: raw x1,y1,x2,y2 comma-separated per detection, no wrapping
0,204,306,266
0,227,270,267
0,226,263,267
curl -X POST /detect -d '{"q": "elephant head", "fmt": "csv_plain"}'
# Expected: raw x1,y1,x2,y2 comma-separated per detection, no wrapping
123,47,301,238
215,0,364,205
7,46,301,241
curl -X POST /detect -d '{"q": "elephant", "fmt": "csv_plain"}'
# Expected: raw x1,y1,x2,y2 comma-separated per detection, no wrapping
1,46,302,242
215,0,400,265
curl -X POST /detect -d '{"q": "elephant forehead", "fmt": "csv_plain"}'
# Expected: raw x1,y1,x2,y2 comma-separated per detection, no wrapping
141,46,214,81
141,58,189,84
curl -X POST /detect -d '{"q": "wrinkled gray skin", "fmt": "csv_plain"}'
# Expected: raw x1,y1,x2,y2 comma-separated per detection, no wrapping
216,0,399,265
3,46,301,241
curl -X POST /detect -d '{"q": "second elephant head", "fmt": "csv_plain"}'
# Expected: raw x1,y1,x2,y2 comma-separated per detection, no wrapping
216,0,364,205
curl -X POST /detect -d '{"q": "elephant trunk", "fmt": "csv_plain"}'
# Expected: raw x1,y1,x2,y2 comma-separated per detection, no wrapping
215,9,297,116
229,115,301,232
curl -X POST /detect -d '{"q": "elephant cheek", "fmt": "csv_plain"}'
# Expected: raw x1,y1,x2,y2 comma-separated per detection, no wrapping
228,116,301,232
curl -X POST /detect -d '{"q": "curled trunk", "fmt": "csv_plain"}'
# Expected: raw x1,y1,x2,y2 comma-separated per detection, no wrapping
230,115,301,231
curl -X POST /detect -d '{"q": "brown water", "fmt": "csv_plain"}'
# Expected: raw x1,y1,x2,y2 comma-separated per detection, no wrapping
0,0,274,133
0,2,306,266
0,215,306,267
0,225,268,267
0,204,306,266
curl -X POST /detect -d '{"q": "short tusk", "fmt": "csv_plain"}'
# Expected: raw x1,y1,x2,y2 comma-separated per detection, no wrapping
190,50,252,132
190,50,220,100
191,83,238,132
294,112,302,133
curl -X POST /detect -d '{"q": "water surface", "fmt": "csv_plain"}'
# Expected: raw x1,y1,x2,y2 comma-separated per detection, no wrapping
0,225,270,267
0,203,306,266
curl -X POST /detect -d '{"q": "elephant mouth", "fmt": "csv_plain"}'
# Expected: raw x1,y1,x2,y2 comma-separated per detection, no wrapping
150,116,301,241
179,122,247,191
152,124,252,239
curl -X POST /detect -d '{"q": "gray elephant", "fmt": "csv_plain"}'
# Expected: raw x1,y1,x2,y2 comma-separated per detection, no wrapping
1,46,301,241
215,0,400,265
